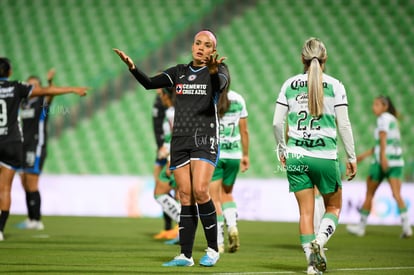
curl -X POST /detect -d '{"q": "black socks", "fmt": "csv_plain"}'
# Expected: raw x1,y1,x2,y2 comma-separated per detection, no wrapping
198,200,218,252
26,191,41,221
179,205,198,258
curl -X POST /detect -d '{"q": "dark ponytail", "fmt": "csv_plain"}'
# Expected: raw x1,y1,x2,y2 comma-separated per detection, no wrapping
217,63,230,118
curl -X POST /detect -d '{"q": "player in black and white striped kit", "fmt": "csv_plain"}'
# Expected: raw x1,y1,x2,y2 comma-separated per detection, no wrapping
114,29,228,267
0,57,87,241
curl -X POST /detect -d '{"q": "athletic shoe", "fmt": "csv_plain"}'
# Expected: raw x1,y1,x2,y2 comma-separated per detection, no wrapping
228,226,240,253
164,225,179,240
346,224,365,237
164,236,179,245
16,219,44,230
307,265,323,275
154,230,166,239
162,254,194,267
199,247,220,267
0,231,4,241
218,243,225,254
311,240,327,272
401,226,413,239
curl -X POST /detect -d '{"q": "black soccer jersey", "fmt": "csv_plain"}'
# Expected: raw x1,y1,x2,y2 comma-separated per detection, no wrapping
163,63,229,137
0,78,33,144
20,96,49,147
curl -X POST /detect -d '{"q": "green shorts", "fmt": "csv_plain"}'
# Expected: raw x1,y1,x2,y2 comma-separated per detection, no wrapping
286,156,341,194
158,165,177,188
369,162,403,183
211,158,240,187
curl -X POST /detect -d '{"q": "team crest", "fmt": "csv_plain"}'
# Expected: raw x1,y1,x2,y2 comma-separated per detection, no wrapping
188,74,197,81
175,84,183,94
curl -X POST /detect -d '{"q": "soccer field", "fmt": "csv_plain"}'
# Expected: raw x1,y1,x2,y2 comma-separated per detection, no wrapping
1,216,413,274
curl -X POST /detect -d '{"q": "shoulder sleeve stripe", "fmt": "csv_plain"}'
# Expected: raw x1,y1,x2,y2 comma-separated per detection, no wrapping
334,103,348,108
162,72,174,87
277,101,288,107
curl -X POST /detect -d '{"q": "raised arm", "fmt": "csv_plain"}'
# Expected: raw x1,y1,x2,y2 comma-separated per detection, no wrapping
31,85,87,97
113,48,171,89
45,68,56,104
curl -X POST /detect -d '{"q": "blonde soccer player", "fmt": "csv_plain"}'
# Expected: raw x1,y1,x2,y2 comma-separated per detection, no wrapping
273,38,357,274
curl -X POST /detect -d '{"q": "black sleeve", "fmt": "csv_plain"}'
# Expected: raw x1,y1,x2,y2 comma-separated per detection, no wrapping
129,67,173,89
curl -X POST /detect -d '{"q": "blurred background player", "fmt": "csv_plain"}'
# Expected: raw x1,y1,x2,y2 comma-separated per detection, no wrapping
0,57,87,241
153,87,180,241
347,95,412,238
273,38,357,274
210,64,249,253
152,87,178,240
16,69,56,230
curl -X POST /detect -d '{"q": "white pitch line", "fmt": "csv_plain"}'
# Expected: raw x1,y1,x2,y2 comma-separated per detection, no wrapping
213,272,295,275
213,266,414,275
334,266,414,271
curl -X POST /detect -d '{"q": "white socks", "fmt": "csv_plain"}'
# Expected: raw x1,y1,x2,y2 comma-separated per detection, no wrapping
155,194,181,222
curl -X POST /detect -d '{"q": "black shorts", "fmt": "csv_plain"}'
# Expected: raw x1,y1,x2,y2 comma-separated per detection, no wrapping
169,135,219,170
22,144,47,174
0,141,24,169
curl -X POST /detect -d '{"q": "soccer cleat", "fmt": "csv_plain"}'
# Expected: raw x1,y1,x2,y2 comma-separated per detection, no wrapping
307,265,323,275
228,226,240,253
154,230,168,239
311,240,327,272
162,254,194,267
155,225,179,240
401,226,413,239
199,247,220,267
16,219,44,230
346,224,365,237
164,236,179,245
164,226,179,240
0,231,3,241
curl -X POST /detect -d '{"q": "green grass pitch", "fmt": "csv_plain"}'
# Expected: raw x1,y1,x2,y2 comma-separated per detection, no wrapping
0,215,413,274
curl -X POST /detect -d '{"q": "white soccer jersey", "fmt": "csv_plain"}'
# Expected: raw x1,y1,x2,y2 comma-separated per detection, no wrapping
163,106,175,145
276,73,348,159
219,90,248,159
374,112,404,167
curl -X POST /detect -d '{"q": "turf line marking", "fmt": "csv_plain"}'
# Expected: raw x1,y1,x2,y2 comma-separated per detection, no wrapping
213,266,414,275
213,272,295,275
334,266,414,272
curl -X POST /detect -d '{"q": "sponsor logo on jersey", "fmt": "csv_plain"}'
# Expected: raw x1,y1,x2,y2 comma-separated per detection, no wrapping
175,84,183,94
176,84,207,95
295,138,326,147
290,79,328,90
296,93,308,104
188,74,197,81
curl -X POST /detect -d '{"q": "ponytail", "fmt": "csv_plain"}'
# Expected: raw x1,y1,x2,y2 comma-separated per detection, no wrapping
307,58,324,117
302,38,327,117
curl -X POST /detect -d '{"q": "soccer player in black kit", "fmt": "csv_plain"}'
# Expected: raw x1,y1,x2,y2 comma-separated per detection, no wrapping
114,29,228,267
152,91,179,240
0,57,87,241
17,70,56,231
